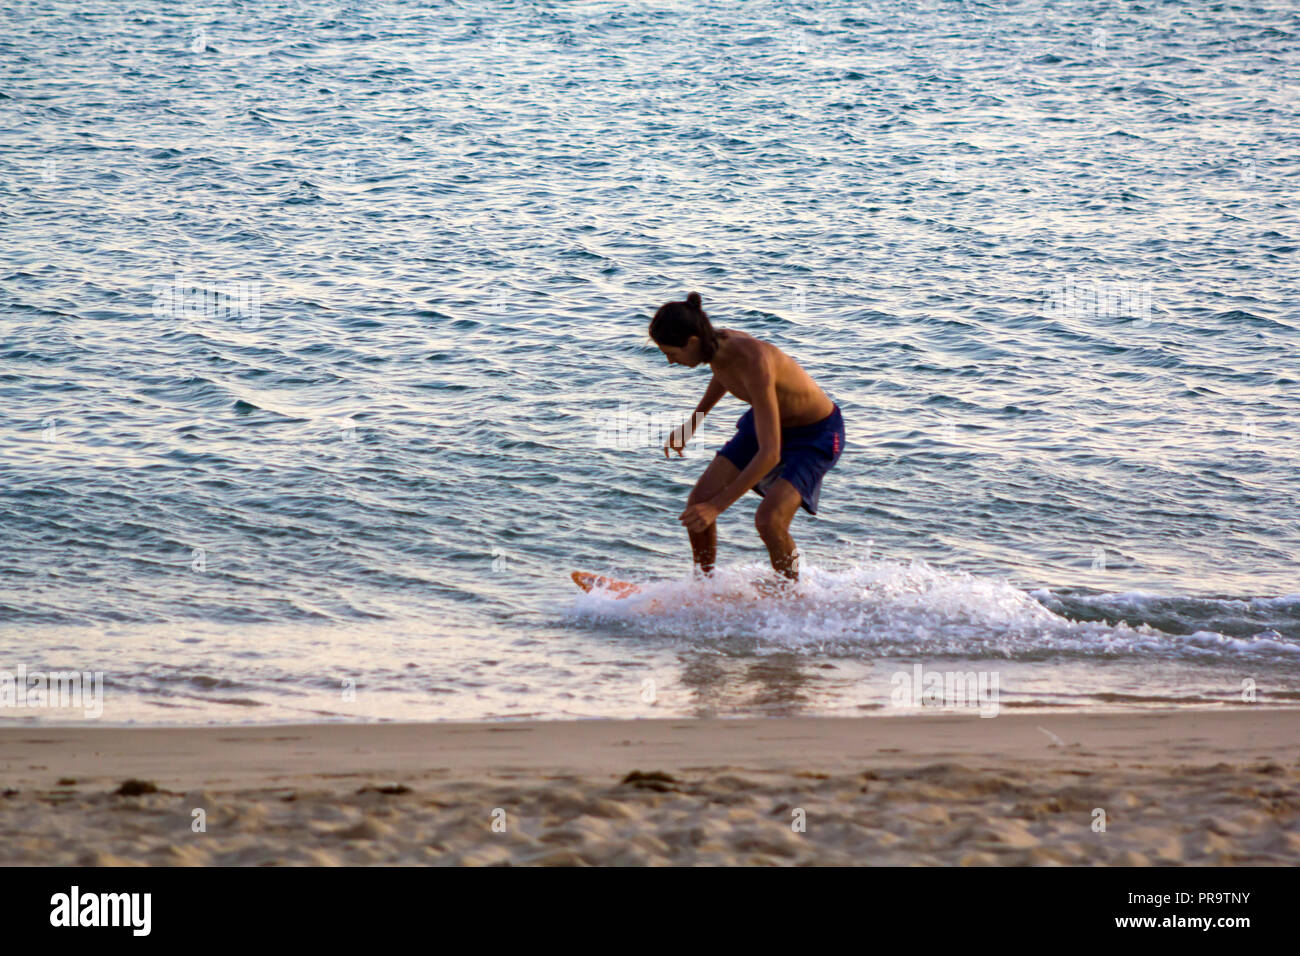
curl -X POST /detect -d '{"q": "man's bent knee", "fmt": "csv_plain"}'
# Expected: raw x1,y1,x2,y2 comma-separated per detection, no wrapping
755,507,787,541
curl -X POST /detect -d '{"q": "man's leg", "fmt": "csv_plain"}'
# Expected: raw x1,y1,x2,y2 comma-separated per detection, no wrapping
687,454,740,574
754,478,803,580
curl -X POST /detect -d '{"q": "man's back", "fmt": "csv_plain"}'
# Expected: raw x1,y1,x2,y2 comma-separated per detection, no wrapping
710,329,834,428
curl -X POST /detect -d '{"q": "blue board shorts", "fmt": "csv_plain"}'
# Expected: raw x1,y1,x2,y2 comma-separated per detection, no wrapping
717,403,845,515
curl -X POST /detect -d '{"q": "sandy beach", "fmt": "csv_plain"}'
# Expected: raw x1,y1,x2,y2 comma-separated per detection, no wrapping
1,709,1297,866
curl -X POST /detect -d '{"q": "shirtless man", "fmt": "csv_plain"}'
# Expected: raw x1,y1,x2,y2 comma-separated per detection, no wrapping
649,291,845,581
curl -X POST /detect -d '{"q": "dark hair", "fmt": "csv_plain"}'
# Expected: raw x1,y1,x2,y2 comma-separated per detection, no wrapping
648,291,720,361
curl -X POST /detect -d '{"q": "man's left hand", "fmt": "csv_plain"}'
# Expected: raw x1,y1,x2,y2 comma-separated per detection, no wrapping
679,500,721,534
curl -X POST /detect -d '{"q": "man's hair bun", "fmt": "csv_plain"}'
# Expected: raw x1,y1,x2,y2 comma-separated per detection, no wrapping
650,291,719,361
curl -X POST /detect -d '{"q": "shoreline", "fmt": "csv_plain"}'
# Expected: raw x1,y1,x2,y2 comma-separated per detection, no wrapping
4,700,1297,732
2,710,1297,865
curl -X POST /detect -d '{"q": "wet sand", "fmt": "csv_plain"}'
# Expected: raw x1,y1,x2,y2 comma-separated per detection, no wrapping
1,710,1297,865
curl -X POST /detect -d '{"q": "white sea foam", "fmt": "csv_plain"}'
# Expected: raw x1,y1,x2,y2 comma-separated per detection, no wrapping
569,559,1300,662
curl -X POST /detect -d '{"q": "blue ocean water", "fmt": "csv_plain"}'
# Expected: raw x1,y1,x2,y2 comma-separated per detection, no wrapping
2,0,1298,723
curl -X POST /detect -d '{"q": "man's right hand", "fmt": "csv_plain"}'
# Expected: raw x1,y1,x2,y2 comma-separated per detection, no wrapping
664,412,706,458
663,422,690,458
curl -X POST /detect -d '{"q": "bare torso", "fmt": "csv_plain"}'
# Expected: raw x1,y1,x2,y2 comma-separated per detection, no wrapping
709,329,834,427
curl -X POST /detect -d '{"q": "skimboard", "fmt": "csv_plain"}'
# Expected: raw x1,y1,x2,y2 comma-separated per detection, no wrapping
571,570,642,598
570,570,792,602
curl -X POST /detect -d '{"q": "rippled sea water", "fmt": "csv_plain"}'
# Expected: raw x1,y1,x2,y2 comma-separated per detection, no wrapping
2,1,1298,723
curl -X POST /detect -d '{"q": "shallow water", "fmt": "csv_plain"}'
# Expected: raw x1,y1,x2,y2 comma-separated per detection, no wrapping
2,0,1298,723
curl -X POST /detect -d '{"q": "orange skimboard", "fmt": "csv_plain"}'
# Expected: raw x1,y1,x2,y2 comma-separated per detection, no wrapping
571,571,642,598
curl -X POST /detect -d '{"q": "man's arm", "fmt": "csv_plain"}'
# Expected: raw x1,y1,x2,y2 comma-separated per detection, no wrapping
679,363,780,532
695,374,727,419
709,370,780,513
664,375,727,457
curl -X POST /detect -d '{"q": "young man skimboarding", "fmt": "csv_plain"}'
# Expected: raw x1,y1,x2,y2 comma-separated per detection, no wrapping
650,292,845,581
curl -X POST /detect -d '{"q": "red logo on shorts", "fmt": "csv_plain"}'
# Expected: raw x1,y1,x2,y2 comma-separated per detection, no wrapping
832,433,840,456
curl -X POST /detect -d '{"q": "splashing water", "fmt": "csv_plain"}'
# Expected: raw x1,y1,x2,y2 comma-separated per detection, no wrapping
569,559,1300,665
